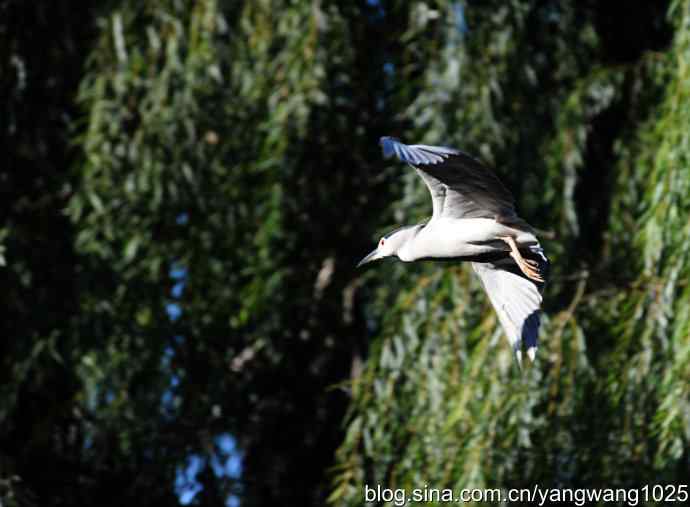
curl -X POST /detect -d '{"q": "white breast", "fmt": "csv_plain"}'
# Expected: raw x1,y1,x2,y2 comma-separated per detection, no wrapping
400,218,537,261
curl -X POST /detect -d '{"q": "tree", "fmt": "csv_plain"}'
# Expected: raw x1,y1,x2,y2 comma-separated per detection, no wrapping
332,0,690,504
4,0,417,504
2,1,689,506
1,2,103,505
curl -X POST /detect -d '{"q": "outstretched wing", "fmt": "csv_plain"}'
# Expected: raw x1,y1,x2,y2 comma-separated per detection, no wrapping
471,246,548,363
381,137,515,220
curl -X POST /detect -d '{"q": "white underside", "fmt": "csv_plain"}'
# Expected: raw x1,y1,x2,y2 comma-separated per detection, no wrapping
399,217,538,262
472,259,543,363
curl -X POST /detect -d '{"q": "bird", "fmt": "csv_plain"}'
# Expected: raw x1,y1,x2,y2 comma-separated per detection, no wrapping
357,137,549,364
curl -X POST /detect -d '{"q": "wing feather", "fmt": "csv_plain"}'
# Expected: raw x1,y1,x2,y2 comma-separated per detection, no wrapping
381,137,515,220
471,246,548,362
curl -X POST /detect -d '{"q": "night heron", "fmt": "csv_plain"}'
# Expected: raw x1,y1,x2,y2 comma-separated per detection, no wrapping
358,137,549,363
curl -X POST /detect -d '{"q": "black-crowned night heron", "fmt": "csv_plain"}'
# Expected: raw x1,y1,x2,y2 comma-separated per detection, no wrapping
358,137,549,363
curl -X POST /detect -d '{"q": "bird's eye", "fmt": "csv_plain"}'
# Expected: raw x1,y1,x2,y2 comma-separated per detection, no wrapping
380,239,385,246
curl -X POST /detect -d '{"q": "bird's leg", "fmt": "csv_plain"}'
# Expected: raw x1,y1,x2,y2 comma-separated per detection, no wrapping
500,236,544,283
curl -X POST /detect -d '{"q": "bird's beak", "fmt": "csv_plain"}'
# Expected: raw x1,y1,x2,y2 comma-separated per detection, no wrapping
357,248,381,268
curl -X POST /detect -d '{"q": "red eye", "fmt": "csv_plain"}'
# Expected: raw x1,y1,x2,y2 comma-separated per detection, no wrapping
380,239,385,246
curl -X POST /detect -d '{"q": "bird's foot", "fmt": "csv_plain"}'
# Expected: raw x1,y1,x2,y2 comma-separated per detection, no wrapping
500,236,544,283
511,252,544,282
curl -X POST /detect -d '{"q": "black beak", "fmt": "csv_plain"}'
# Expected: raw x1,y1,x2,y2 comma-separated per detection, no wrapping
356,249,379,268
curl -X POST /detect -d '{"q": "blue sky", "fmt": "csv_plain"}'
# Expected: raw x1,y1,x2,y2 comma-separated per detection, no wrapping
166,256,242,505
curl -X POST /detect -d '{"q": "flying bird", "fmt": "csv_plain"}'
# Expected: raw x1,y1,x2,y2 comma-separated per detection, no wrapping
358,137,549,363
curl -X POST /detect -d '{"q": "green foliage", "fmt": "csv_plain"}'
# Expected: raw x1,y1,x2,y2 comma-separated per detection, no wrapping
332,1,689,505
38,0,419,504
3,1,690,506
616,0,690,465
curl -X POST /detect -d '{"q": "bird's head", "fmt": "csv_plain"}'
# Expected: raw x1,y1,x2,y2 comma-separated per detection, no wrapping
357,226,415,268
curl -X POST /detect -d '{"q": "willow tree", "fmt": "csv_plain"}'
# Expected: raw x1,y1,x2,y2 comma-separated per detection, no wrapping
332,0,689,504
4,0,450,505
66,0,396,504
3,0,689,506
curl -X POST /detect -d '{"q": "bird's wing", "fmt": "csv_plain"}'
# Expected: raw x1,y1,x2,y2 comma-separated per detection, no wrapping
471,246,548,363
381,137,515,220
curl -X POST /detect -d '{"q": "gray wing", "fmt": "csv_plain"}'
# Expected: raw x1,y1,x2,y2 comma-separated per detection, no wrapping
471,247,548,363
381,137,515,219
